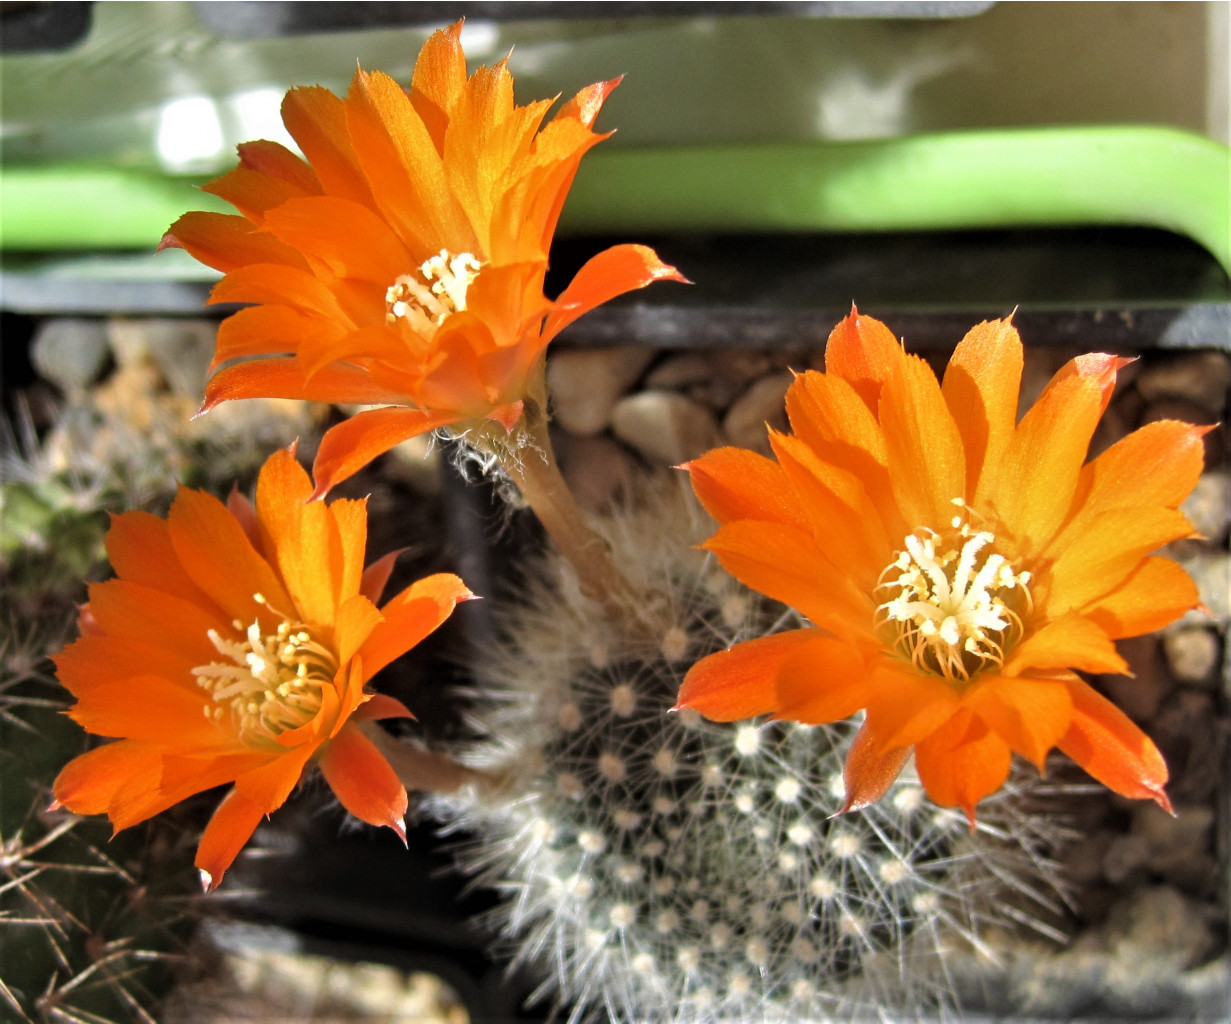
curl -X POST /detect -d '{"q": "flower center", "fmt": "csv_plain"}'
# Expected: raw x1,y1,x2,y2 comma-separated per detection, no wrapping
385,249,483,334
874,504,1031,681
192,595,338,740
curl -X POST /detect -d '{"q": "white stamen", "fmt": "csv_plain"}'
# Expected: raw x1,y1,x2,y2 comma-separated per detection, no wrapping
385,250,482,332
875,509,1030,681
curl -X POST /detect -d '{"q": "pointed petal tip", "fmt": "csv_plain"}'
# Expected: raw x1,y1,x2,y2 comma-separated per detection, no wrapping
390,819,408,847
156,231,184,254
198,868,216,893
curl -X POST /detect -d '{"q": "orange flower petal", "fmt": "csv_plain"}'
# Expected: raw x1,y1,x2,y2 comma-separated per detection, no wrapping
203,166,310,220
360,549,403,604
823,307,904,410
702,520,875,639
840,724,910,814
941,317,1022,505
1045,506,1197,616
232,742,317,812
1049,419,1211,557
879,352,966,531
543,244,687,343
346,66,465,253
914,710,1012,824
1057,676,1172,812
160,212,308,275
1004,612,1128,677
408,20,466,143
104,509,219,613
862,667,961,752
360,573,473,681
53,634,198,697
354,693,416,722
674,628,819,722
260,195,415,284
52,741,162,817
1083,556,1202,639
334,595,384,667
774,635,873,726
167,486,294,625
783,370,896,526
962,674,1073,771
310,406,461,499
68,676,222,746
85,579,227,667
319,723,409,841
212,305,349,371
195,788,268,892
111,749,273,832
684,446,811,532
209,263,351,321
280,84,371,206
201,357,408,412
769,429,890,588
237,139,322,193
994,352,1128,548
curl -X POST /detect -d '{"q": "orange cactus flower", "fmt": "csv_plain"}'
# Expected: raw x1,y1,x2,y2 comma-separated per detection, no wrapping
51,447,473,890
677,309,1208,822
162,21,683,497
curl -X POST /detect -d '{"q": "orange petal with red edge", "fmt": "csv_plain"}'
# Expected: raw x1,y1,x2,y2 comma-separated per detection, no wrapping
311,407,461,499
822,307,903,410
161,212,308,275
675,628,819,722
238,139,321,193
994,352,1128,548
914,710,1012,824
840,724,910,814
196,788,268,892
319,724,408,841
360,573,473,681
1057,676,1172,811
544,244,687,343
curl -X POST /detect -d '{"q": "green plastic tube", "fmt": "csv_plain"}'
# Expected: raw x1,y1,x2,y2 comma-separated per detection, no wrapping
2,126,1228,275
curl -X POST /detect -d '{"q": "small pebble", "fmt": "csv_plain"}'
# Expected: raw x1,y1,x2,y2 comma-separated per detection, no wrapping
547,347,654,436
721,373,791,455
1161,627,1220,685
611,391,721,466
107,317,215,396
31,319,110,392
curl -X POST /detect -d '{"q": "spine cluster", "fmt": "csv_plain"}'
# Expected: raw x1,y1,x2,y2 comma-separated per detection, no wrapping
432,481,1067,1023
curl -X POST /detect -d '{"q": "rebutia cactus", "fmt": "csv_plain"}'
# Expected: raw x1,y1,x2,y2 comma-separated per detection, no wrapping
432,478,1069,1023
0,369,288,1023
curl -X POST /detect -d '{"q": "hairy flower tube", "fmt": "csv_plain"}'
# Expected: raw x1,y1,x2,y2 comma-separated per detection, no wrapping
677,309,1208,821
51,447,473,890
161,21,683,497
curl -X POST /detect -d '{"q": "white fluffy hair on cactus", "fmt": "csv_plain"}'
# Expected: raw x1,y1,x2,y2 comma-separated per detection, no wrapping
429,479,1069,1024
